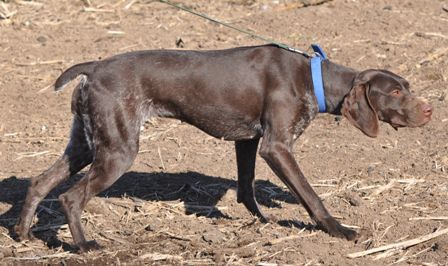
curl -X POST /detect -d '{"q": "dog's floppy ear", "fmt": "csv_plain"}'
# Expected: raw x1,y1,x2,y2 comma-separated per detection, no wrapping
341,78,379,138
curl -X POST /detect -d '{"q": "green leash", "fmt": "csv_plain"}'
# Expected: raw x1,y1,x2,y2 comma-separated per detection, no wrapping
158,0,309,56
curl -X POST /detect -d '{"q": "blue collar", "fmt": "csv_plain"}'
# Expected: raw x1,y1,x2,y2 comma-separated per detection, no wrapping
310,44,327,113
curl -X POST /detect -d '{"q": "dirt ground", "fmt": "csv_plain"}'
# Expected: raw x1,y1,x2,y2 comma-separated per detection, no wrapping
0,0,447,265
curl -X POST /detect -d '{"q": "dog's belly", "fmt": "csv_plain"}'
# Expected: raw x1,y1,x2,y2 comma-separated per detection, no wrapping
142,80,266,141
185,113,264,141
143,98,263,141
150,102,264,141
191,120,263,141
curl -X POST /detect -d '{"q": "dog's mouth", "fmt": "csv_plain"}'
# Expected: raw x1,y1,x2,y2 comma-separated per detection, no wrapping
389,123,403,130
388,115,431,130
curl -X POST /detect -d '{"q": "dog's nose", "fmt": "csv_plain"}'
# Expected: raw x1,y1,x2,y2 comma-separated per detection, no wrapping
422,104,432,117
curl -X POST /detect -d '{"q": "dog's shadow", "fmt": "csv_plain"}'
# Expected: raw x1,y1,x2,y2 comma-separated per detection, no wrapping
0,171,301,251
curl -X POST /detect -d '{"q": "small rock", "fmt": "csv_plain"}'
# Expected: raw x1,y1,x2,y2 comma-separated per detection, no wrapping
122,229,133,236
202,229,225,244
343,192,362,207
145,219,163,232
367,165,376,176
37,36,47,43
260,4,269,11
348,197,360,206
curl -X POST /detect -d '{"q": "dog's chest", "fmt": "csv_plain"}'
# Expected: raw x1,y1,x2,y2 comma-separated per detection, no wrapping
292,90,319,140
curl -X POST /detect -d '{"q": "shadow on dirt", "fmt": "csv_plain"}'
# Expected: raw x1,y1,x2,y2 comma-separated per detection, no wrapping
0,171,298,251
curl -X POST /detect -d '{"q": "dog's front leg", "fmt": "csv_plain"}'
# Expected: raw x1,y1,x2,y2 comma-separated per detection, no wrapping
259,132,357,240
235,139,270,221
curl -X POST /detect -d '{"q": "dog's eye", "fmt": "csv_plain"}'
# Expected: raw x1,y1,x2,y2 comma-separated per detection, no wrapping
390,89,401,97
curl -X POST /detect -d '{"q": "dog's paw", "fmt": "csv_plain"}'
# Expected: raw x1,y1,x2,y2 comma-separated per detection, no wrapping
257,213,277,223
77,240,102,253
317,218,358,241
14,225,36,242
333,225,358,241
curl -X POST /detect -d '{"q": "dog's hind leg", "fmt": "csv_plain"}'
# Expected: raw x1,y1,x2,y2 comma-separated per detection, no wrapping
59,138,139,252
235,139,269,222
15,116,93,241
58,102,140,252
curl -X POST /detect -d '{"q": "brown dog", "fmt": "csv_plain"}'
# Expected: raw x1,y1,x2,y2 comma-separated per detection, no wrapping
15,45,432,252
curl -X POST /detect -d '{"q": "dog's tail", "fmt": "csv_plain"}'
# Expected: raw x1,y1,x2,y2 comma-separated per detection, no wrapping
54,61,97,91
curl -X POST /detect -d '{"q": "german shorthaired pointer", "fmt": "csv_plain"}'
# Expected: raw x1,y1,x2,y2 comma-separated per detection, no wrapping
15,44,432,252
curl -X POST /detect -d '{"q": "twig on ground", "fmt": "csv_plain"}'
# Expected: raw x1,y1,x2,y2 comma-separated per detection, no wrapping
347,227,448,258
15,60,64,66
37,84,52,94
139,252,182,261
157,146,165,170
15,151,50,160
414,32,448,39
16,1,44,7
124,0,138,10
341,223,361,229
83,7,115,13
371,180,395,196
107,30,125,35
373,249,402,260
409,216,448,221
310,183,337,187
13,252,74,260
0,2,16,19
31,223,68,233
268,229,317,245
393,245,433,264
98,232,130,245
160,231,192,242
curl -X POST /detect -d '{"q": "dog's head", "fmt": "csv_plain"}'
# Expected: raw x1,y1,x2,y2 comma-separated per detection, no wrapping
341,69,432,137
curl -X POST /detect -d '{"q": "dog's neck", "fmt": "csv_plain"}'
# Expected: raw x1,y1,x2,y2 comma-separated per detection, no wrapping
321,60,358,115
